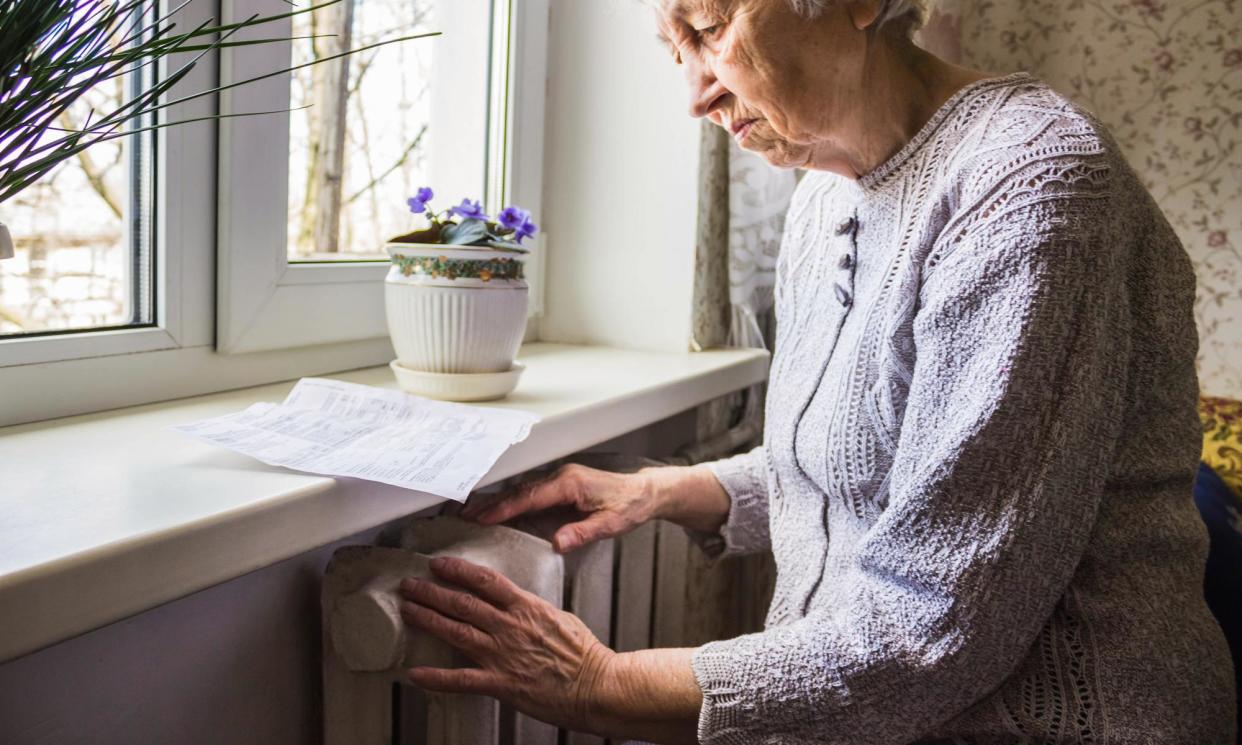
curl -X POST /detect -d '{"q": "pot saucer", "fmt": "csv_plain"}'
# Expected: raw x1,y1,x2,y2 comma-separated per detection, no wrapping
389,360,525,402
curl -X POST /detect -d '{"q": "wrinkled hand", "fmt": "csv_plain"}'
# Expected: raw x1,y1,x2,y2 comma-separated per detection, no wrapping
461,463,663,553
399,556,615,733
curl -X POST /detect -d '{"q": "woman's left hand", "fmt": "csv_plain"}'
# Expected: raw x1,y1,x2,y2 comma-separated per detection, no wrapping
398,556,616,733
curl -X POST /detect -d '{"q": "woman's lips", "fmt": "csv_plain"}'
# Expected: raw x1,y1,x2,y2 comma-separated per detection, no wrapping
731,118,758,142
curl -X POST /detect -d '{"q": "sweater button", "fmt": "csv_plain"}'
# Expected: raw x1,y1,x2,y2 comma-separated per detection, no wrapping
838,253,853,270
835,217,857,236
834,283,852,307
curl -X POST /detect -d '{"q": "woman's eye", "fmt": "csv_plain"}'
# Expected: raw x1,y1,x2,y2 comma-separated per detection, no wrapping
696,24,724,40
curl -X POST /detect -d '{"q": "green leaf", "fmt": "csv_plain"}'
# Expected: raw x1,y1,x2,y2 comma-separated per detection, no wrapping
441,219,489,246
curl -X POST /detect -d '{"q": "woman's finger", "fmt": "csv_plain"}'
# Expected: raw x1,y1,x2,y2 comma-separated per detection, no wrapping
407,666,506,696
428,556,525,608
399,577,507,633
400,601,493,657
459,491,503,520
551,510,630,553
470,473,577,525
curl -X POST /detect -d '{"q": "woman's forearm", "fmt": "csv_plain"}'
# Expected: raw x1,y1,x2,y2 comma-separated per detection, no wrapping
644,464,732,534
589,647,703,745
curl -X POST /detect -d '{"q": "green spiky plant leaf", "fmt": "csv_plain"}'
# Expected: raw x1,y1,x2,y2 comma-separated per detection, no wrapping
0,0,438,204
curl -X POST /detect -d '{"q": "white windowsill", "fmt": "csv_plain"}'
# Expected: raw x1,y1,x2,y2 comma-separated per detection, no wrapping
0,342,769,664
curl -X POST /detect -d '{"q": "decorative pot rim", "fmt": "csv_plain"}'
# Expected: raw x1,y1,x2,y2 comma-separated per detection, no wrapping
385,247,526,288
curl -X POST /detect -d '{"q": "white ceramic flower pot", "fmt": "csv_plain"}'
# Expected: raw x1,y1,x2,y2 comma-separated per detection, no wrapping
385,243,529,375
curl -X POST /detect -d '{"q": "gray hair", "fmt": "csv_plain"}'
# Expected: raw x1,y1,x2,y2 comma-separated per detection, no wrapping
787,0,927,37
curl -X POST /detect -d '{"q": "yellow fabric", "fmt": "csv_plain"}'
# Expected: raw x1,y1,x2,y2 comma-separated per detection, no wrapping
1200,396,1242,499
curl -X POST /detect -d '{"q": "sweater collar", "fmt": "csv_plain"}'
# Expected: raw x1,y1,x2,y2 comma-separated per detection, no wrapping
854,71,1036,192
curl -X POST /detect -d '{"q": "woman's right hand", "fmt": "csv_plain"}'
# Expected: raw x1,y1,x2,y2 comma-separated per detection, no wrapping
460,463,730,553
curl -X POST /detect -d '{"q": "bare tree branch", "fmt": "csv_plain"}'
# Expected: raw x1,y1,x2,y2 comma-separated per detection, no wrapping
57,111,124,220
346,124,427,205
312,0,354,254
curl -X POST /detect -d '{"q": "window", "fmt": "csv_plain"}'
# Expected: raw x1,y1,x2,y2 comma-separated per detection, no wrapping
217,0,542,353
0,10,156,338
0,0,549,427
286,0,435,261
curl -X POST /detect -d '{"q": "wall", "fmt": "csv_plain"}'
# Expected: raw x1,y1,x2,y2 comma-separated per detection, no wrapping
538,0,703,353
940,0,1242,398
0,526,379,745
0,413,697,745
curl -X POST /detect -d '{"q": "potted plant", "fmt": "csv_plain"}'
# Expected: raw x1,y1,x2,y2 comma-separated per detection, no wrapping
384,188,538,401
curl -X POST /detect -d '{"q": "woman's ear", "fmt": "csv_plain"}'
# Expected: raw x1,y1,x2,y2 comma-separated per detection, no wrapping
847,0,884,31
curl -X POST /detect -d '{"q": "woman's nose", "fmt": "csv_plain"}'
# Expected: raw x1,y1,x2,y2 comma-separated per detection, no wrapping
685,57,727,119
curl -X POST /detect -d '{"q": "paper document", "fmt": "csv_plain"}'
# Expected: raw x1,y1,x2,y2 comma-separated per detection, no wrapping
172,378,539,500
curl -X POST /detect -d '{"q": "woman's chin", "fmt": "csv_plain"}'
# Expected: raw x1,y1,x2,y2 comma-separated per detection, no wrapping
746,142,808,170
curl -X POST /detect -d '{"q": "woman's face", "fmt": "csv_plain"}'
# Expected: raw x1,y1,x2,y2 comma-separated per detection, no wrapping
656,0,876,170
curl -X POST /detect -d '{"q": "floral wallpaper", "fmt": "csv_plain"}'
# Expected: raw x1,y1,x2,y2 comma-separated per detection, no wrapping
933,0,1242,398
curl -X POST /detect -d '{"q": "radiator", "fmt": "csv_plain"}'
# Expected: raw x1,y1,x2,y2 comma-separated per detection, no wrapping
323,511,661,745
322,446,751,745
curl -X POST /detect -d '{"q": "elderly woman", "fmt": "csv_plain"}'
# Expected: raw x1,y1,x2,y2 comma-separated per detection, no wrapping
394,0,1236,742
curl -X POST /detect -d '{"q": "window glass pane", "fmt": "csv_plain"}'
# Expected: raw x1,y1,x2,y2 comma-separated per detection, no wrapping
0,22,155,338
288,0,488,262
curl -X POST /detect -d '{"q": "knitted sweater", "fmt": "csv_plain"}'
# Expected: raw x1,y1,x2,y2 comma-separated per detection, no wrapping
694,72,1236,744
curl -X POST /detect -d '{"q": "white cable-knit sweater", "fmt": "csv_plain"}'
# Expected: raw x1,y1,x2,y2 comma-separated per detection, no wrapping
694,72,1236,744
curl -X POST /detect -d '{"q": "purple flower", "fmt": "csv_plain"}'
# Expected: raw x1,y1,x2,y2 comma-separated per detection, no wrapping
515,215,539,244
497,205,530,231
449,199,488,221
407,187,434,214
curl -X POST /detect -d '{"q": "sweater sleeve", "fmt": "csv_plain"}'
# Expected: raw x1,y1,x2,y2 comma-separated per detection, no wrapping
684,446,773,558
691,176,1131,743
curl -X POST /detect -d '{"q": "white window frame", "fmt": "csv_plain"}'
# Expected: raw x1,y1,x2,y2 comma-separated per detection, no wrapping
0,0,550,427
217,0,549,354
499,0,550,318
